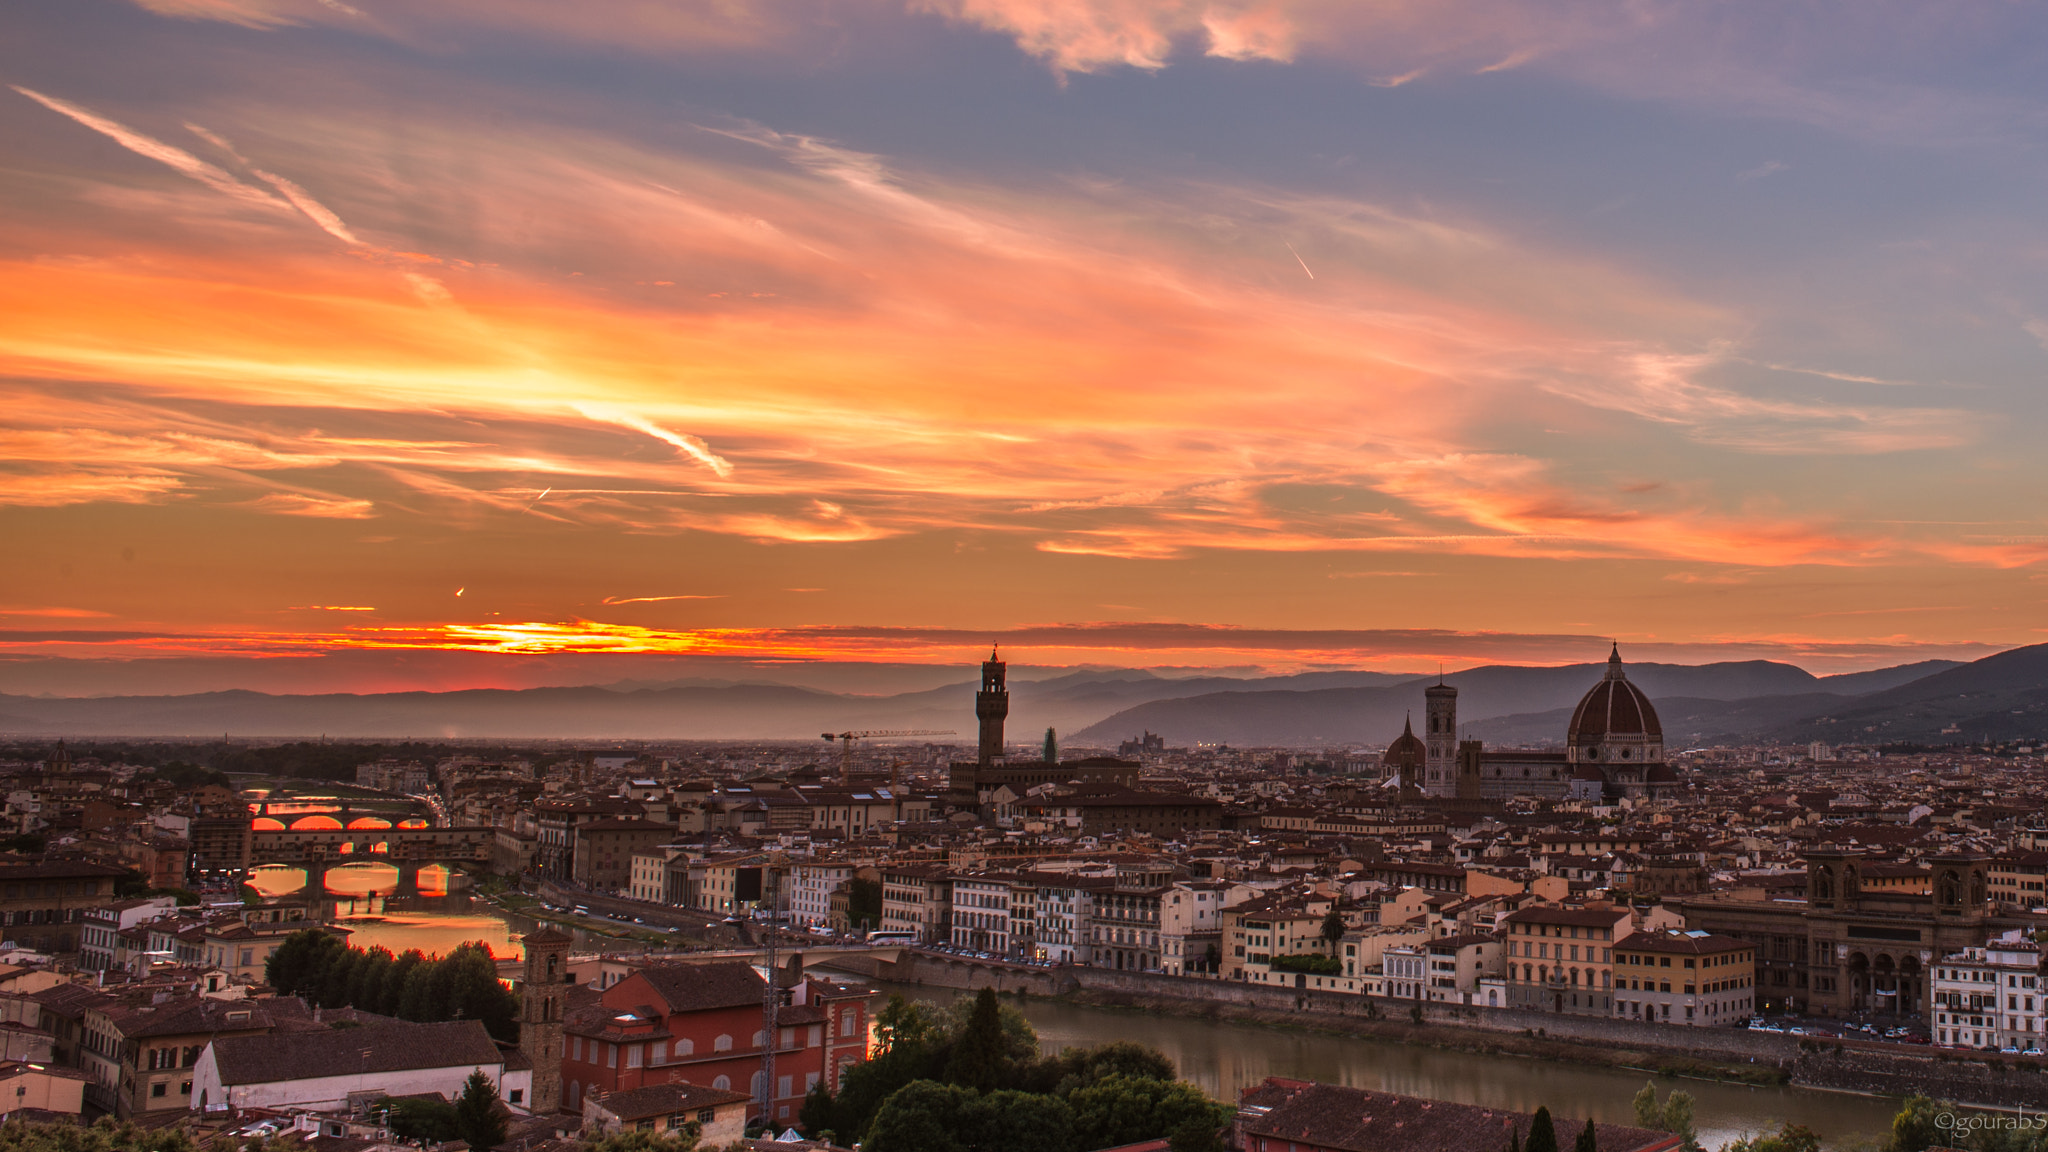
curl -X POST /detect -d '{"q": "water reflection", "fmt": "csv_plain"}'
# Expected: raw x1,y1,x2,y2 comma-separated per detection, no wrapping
857,980,1893,1152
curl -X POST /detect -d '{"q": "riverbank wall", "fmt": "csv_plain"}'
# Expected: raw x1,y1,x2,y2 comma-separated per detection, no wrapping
1791,1047,2048,1110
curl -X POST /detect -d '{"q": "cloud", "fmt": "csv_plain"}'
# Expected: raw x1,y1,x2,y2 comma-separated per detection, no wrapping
0,606,113,618
246,492,377,518
12,87,286,211
574,406,735,478
1541,350,1978,454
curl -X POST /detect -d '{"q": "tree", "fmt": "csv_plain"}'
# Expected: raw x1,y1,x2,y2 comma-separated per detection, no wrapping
0,1116,201,1152
1721,1125,1822,1152
385,1097,459,1143
1022,1039,1175,1096
1884,1097,1945,1152
1320,908,1344,949
959,1089,1074,1152
264,928,344,995
1169,1115,1227,1152
943,988,1013,1092
455,1070,508,1152
1067,1075,1232,1152
798,1080,837,1142
872,995,941,1057
381,949,425,1015
935,989,1038,1066
1525,1106,1559,1152
444,943,521,1041
1631,1083,1700,1152
1631,1084,1660,1129
1663,1091,1698,1152
581,1129,701,1152
863,1080,973,1152
1574,1117,1599,1152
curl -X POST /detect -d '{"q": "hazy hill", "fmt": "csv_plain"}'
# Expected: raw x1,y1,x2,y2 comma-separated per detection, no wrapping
1069,660,1851,748
1075,649,2046,748
1764,644,2048,745
0,668,1418,740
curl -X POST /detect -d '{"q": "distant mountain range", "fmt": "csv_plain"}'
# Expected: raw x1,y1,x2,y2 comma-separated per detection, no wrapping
4,648,2042,747
1066,657,1982,748
0,667,1417,741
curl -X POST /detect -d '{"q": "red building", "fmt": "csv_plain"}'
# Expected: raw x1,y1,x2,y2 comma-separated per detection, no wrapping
559,961,873,1127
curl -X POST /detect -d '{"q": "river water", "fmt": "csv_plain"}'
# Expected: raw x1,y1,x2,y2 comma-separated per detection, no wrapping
841,980,1897,1151
243,869,1893,1151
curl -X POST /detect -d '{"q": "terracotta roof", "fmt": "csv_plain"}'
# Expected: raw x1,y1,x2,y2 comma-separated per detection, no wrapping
622,961,764,1014
1567,646,1663,742
589,1081,751,1122
1238,1079,1679,1152
211,1020,503,1086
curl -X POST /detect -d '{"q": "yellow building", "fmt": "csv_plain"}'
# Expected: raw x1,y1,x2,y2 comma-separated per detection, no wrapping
1613,932,1755,1027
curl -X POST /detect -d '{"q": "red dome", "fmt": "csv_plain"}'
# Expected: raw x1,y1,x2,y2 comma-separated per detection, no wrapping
1567,645,1663,741
1382,716,1427,767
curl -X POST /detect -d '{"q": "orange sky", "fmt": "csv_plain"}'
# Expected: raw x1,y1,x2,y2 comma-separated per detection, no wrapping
5,0,2048,691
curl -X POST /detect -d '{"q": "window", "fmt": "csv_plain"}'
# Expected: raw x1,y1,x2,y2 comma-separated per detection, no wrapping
696,1109,715,1124
674,1038,694,1057
181,1082,192,1096
509,1089,524,1105
151,1083,167,1098
714,1034,733,1052
712,1076,731,1091
626,1045,643,1068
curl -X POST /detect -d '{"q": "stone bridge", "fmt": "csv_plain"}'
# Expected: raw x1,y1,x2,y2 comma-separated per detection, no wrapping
250,826,494,890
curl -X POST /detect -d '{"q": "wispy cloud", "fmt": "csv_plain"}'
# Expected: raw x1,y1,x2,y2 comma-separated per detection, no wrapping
11,87,286,210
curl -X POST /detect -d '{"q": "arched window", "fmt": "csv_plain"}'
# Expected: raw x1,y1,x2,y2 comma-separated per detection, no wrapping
714,1034,733,1052
751,1071,767,1100
674,1038,694,1057
712,1076,730,1091
752,1030,768,1048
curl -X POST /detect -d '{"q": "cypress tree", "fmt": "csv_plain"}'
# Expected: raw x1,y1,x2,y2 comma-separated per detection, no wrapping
942,988,1010,1093
454,1069,507,1152
1525,1106,1559,1152
1574,1117,1599,1152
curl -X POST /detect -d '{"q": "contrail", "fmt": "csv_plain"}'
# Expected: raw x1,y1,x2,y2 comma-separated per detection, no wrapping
525,486,552,511
1285,242,1315,280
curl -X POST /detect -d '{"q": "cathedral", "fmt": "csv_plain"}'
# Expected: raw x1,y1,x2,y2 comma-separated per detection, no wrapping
1382,645,1678,803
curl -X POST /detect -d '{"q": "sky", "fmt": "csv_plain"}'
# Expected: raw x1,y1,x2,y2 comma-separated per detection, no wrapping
5,0,2048,692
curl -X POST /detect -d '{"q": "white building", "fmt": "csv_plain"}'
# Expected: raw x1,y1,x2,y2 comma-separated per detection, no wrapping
1932,938,2044,1051
951,873,1017,955
789,863,856,929
1385,945,1427,1000
1159,880,1250,976
1030,875,1103,965
190,1020,531,1114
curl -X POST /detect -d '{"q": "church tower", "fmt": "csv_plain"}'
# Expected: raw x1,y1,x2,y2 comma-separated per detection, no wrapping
519,926,573,1114
1423,680,1457,797
976,647,1009,767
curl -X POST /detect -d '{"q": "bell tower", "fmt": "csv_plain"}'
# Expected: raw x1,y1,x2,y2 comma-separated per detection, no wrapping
976,647,1009,767
1423,679,1457,798
519,926,573,1114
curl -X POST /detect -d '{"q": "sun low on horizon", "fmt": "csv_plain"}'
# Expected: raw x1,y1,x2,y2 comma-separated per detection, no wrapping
5,0,2048,694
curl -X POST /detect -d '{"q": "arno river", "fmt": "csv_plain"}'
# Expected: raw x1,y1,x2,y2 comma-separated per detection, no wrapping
249,867,1893,1151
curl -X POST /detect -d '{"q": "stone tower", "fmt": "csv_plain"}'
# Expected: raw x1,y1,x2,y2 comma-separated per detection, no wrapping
1423,680,1457,797
519,926,573,1114
976,647,1009,767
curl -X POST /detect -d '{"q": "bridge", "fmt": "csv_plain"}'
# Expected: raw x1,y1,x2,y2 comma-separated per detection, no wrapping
249,826,495,893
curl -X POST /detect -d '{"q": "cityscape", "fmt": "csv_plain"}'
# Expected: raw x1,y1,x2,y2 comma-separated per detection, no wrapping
12,1,2048,1151
1,641,2047,1150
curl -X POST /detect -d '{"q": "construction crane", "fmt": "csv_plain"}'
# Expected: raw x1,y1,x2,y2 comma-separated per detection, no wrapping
821,729,955,782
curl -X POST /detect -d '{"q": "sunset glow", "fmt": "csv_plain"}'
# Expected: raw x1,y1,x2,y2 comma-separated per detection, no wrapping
8,0,2048,689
